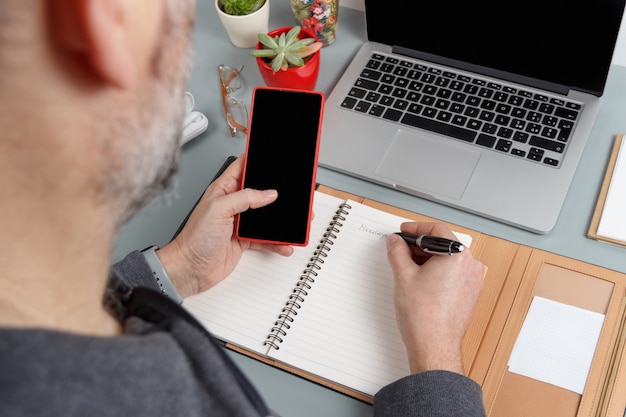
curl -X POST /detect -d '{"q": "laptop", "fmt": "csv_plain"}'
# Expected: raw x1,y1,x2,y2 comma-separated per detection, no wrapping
319,0,626,233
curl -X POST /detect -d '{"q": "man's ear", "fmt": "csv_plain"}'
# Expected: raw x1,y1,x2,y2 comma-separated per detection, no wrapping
51,0,136,89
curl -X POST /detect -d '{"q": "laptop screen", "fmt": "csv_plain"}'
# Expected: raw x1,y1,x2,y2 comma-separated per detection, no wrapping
364,0,625,96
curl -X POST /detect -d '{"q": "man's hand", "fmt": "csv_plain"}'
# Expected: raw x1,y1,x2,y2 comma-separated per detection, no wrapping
386,222,484,375
156,156,294,298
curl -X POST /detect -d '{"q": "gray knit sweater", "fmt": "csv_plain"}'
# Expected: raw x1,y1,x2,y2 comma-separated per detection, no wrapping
0,251,486,417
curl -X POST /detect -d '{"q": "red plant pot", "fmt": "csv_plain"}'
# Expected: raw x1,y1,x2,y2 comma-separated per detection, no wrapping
255,26,320,91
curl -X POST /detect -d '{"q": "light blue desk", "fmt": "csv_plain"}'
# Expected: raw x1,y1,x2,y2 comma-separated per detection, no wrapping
114,2,626,416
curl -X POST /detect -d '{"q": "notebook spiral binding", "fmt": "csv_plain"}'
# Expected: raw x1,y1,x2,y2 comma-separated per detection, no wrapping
263,202,352,351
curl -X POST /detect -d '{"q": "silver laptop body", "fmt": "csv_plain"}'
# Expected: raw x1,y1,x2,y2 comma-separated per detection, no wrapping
319,0,625,233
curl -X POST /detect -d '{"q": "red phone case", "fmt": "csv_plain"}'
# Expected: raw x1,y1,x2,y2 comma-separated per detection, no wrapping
235,86,325,246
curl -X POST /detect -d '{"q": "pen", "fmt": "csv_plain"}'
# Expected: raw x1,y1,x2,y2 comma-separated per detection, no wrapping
395,232,464,255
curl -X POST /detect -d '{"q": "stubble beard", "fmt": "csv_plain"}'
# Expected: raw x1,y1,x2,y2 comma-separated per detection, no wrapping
102,0,195,227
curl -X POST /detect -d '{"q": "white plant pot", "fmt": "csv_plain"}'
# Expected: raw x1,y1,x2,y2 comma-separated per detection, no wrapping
215,0,270,48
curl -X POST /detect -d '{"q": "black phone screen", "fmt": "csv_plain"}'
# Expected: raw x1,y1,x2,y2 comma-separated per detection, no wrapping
236,88,324,245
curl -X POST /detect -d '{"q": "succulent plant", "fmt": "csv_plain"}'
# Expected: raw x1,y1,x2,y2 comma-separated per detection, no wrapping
249,26,323,73
219,0,265,16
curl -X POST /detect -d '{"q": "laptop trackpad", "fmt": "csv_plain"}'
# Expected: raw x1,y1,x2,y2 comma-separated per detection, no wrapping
375,130,480,200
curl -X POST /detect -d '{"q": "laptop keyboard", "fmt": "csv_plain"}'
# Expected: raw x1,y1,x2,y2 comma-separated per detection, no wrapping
340,53,583,168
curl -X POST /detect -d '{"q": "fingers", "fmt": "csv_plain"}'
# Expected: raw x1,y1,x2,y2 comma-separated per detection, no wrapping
399,221,458,241
248,241,295,257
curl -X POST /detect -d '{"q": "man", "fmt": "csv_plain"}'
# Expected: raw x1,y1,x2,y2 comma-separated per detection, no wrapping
0,0,486,416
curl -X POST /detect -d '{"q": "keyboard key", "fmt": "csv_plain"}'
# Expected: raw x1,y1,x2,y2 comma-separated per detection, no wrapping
401,113,477,142
526,111,542,122
495,115,510,126
408,81,424,91
467,119,482,130
555,107,579,120
354,100,371,113
543,157,559,166
494,92,509,102
423,107,437,118
541,126,558,139
476,133,496,148
435,99,450,110
393,100,409,110
511,148,526,157
393,66,408,77
450,103,465,113
379,84,393,95
496,139,512,152
539,103,555,114
523,99,539,110
421,73,436,83
464,107,480,118
392,87,407,98
366,59,381,69
513,131,529,143
510,118,526,130
479,111,495,122
368,105,385,117
482,123,497,134
497,127,513,139
407,103,423,114
378,63,394,72
407,92,421,102
382,74,395,84
450,80,465,90
452,115,467,126
435,77,450,87
479,88,493,98
542,115,558,127
355,78,379,91
558,120,574,142
496,103,512,114
437,111,452,123
366,92,382,102
525,123,541,134
360,69,382,80
394,78,409,88
527,148,544,161
348,87,367,99
379,95,393,106
383,108,403,121
451,92,467,102
480,100,496,110
529,136,565,153
341,97,357,109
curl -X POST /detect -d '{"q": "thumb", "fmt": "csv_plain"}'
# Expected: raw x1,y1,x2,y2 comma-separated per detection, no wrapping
386,233,417,277
219,188,278,218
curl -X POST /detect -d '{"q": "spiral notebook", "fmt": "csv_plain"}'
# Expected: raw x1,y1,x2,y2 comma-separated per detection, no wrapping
183,186,626,414
184,189,472,399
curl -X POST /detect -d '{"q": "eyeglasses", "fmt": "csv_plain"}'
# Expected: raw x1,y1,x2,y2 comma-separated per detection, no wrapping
218,64,248,137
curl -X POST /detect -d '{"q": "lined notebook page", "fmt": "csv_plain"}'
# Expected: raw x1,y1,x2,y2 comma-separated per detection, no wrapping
183,192,347,354
269,200,471,397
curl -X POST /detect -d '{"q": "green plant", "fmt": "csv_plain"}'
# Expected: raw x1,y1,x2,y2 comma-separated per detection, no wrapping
249,26,323,73
219,0,265,16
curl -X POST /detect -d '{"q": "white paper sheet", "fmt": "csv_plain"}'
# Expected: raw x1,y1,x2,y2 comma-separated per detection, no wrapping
508,296,605,394
597,137,626,242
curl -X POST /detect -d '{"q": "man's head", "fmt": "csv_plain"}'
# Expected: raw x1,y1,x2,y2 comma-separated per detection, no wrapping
0,0,196,228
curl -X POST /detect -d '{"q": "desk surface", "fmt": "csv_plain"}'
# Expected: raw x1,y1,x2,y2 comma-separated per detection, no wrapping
114,2,626,416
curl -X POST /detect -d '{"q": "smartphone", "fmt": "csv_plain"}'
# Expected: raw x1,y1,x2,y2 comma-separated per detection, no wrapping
236,87,325,246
